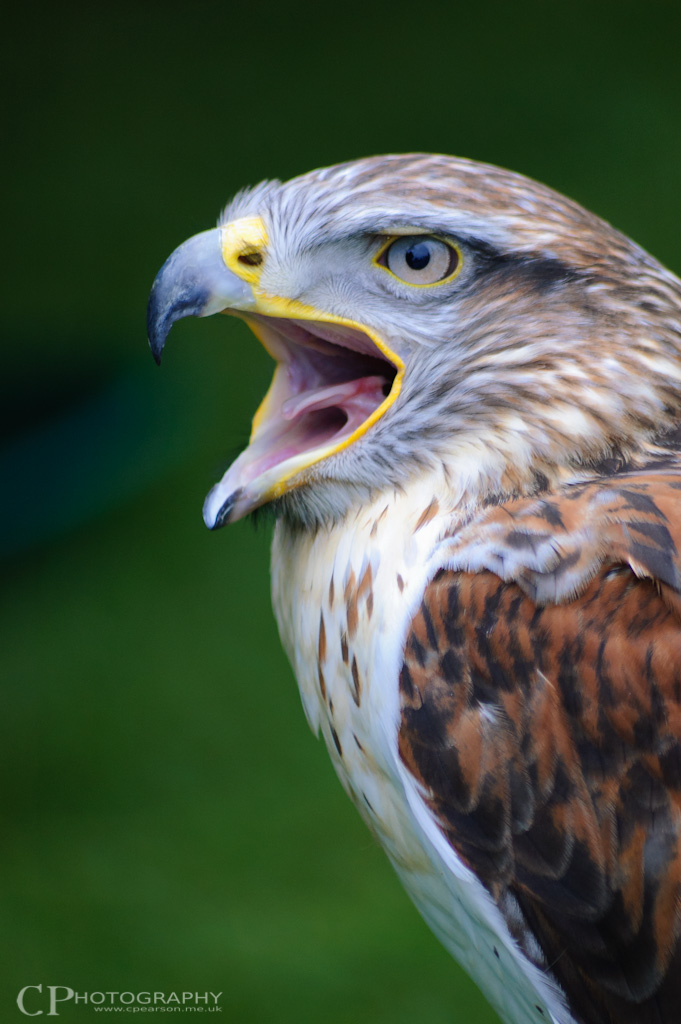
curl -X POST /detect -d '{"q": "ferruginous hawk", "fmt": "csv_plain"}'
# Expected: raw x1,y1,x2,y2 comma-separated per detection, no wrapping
147,155,681,1024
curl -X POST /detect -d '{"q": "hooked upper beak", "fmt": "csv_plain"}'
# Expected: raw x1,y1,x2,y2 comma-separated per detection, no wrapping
146,226,257,364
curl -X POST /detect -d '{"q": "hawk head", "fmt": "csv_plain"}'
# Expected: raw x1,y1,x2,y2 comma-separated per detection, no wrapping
147,154,681,528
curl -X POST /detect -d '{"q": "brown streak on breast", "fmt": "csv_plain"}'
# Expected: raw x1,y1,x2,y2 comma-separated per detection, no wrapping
347,593,359,638
340,631,349,664
350,655,361,706
317,611,328,701
318,665,327,701
318,612,327,662
357,562,373,613
343,568,360,639
414,498,440,533
330,725,342,758
344,568,356,603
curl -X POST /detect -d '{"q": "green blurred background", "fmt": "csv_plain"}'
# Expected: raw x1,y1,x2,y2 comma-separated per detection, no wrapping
3,2,681,1020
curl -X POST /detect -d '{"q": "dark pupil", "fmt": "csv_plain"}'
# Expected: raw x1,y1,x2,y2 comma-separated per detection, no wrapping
405,242,431,271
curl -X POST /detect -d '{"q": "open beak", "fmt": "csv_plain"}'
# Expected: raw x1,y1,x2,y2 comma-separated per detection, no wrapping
147,217,403,527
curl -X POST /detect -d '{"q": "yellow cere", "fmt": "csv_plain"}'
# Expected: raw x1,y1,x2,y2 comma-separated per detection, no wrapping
220,217,270,285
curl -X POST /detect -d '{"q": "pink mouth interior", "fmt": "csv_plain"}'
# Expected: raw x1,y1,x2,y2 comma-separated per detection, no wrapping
243,316,397,480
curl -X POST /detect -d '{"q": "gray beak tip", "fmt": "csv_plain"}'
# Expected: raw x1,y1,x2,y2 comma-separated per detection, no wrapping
147,254,211,365
147,310,165,366
203,487,244,530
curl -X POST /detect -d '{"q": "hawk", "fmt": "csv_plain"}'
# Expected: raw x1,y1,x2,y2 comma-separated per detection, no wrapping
147,155,681,1024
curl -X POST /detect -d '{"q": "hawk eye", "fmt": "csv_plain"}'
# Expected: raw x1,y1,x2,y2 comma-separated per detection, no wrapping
381,235,458,285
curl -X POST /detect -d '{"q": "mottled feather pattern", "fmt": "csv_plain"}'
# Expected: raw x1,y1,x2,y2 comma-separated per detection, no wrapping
399,468,681,1024
440,469,681,607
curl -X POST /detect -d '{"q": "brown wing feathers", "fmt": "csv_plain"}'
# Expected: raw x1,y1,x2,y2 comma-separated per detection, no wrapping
398,471,681,1024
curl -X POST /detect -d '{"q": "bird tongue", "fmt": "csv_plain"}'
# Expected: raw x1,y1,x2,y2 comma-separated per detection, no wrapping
213,374,387,500
281,375,387,424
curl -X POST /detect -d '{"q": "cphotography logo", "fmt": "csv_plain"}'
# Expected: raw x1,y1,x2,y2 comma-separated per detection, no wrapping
16,987,223,1015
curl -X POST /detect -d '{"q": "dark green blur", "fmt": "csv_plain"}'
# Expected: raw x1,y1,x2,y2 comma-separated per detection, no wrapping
2,2,681,1020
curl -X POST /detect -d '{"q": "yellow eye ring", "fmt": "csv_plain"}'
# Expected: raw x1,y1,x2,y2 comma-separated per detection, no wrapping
373,234,463,288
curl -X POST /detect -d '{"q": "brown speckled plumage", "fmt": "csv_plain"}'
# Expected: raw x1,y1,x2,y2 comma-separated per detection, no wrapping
400,468,681,1024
